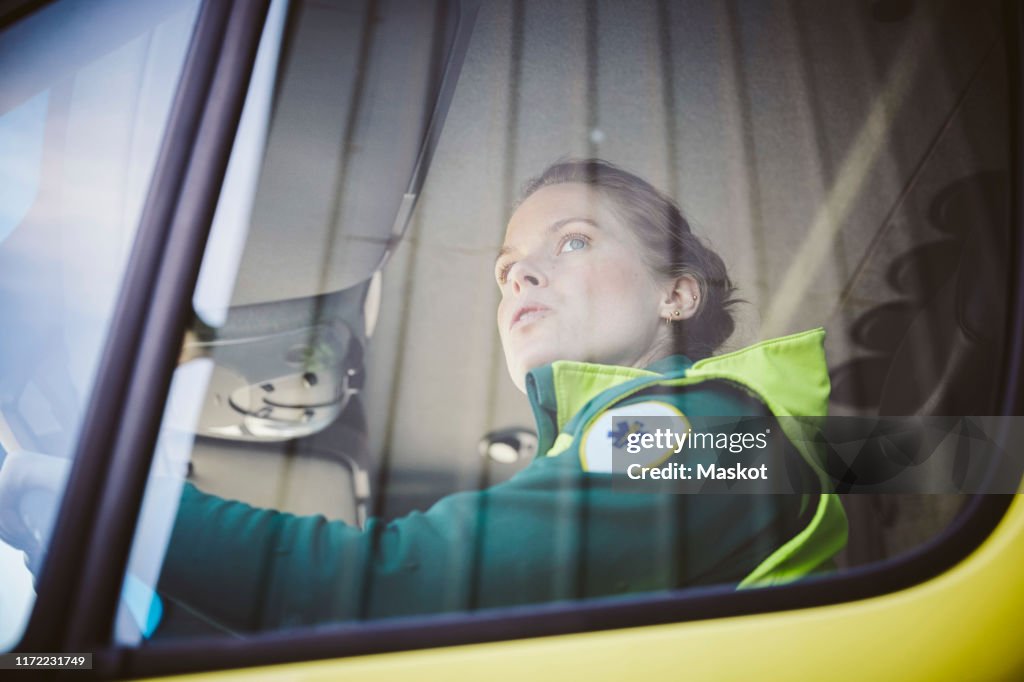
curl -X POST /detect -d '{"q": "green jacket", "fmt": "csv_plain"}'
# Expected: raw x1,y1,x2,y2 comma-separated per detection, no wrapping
157,328,846,633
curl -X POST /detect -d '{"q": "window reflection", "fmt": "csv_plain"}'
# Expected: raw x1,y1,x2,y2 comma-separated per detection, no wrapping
0,0,201,650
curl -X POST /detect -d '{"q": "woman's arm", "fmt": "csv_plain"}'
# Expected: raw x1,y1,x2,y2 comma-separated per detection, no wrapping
158,451,802,633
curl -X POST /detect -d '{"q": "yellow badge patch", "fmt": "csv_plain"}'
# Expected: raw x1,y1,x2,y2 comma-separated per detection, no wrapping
579,400,689,473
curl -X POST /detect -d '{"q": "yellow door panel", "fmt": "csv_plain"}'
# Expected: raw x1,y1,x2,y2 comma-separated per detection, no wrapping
146,495,1024,682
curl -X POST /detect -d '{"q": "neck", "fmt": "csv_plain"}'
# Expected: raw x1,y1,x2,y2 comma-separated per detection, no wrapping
628,334,675,371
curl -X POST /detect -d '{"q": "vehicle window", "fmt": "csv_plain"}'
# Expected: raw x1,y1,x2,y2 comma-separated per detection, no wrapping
0,0,201,651
0,91,46,246
121,0,1012,646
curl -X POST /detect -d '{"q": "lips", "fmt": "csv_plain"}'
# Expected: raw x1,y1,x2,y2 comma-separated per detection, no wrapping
510,303,551,331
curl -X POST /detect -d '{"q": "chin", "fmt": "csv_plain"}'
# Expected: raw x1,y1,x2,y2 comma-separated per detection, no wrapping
514,344,565,374
505,348,552,390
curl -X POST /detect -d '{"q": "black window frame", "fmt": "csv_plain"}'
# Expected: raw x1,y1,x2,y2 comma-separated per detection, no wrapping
9,0,272,664
2,0,1022,678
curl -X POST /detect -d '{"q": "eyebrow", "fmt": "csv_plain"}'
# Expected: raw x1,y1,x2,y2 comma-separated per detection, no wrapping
495,217,599,265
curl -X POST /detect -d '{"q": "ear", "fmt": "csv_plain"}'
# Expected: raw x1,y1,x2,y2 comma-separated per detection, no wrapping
658,274,701,322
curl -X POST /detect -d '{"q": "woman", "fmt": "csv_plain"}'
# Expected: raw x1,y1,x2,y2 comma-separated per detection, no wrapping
0,159,846,633
151,159,846,632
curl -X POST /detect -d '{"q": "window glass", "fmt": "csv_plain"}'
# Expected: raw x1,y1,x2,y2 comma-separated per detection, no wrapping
0,0,200,650
127,0,1010,643
0,91,47,246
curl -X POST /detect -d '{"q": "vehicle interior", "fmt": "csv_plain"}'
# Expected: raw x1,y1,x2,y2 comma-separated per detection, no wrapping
0,0,1013,653
178,0,1009,574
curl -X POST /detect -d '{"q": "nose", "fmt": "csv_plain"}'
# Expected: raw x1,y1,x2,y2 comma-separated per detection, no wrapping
509,259,547,294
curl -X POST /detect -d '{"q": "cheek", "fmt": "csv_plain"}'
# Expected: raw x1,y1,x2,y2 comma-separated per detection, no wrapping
496,299,509,341
577,262,653,311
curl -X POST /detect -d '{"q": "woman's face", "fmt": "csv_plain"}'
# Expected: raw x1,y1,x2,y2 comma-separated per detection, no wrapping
496,183,672,392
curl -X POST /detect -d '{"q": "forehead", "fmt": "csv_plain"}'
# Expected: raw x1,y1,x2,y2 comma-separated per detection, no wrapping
503,183,615,243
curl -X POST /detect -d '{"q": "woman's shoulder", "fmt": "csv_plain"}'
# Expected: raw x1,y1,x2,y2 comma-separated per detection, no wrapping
620,377,771,419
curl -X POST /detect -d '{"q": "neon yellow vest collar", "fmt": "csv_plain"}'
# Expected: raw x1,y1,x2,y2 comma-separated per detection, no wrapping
526,327,847,587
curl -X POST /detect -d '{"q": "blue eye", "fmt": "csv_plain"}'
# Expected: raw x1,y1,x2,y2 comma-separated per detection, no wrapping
560,234,589,253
